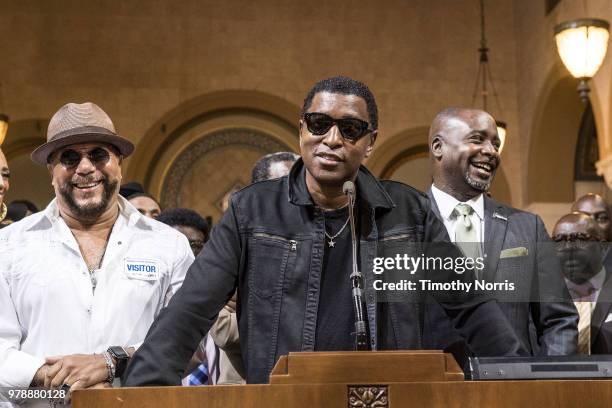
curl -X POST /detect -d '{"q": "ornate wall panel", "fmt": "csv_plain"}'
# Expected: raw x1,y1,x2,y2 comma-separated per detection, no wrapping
161,128,291,222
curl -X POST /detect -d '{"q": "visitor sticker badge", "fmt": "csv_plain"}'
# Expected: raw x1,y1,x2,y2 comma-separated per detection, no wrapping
124,258,160,281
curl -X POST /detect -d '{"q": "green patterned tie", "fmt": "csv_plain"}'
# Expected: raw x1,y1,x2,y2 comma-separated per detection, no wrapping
453,203,482,273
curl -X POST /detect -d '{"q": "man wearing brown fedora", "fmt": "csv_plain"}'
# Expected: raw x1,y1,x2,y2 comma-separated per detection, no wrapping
0,102,193,399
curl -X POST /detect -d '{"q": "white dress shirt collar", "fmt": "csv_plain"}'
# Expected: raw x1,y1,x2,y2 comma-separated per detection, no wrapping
430,183,484,221
32,195,147,232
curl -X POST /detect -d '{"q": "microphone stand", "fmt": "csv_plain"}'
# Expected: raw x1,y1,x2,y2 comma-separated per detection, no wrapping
343,181,369,351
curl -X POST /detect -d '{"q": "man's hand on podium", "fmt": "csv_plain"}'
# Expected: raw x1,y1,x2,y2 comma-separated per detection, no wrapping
43,354,110,391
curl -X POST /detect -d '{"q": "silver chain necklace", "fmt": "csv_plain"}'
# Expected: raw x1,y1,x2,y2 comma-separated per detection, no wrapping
324,215,350,248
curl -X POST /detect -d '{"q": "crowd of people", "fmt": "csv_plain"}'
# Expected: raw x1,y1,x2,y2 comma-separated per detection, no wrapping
0,76,610,405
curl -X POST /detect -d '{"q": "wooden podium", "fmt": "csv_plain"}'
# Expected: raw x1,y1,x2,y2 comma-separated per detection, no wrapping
73,351,612,407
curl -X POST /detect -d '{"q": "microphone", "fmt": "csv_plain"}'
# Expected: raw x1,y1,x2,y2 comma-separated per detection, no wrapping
343,182,358,276
343,181,369,351
342,181,354,196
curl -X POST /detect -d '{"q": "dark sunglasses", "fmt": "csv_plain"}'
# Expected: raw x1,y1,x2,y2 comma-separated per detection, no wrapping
553,233,603,248
58,147,112,169
303,112,373,141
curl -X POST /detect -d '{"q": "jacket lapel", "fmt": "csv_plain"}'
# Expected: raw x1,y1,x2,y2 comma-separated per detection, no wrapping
426,188,442,220
483,196,508,281
591,268,612,344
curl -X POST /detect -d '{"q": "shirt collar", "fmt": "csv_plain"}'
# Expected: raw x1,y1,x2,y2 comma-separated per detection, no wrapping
565,266,606,299
33,195,146,231
288,158,395,210
430,183,484,221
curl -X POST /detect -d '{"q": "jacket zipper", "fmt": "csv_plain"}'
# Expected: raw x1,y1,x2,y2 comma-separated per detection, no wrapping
380,233,411,242
253,233,297,251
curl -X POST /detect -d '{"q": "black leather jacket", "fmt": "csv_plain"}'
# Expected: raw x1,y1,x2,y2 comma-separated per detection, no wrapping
124,159,525,385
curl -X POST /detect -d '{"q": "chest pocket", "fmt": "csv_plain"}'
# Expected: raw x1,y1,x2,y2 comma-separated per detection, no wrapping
247,233,297,298
375,232,425,302
496,254,530,294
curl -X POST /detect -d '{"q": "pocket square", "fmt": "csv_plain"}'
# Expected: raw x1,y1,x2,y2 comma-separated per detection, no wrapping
605,313,612,324
500,247,528,258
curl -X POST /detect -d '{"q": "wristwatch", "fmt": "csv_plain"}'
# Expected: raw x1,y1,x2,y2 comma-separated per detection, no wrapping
107,346,130,378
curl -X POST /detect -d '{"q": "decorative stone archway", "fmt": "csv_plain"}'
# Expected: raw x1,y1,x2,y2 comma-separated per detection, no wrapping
160,128,291,221
123,90,301,223
124,90,301,197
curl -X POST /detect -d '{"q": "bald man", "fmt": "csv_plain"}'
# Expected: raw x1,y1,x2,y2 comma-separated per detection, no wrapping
572,193,612,273
423,107,578,358
553,213,612,354
572,193,610,242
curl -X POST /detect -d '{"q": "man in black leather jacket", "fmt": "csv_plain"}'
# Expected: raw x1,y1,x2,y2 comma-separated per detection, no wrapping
124,76,525,386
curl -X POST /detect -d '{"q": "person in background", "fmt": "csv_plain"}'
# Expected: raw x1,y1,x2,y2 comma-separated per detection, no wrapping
572,193,610,242
157,208,209,258
127,192,162,219
0,102,193,402
220,186,241,214
0,148,10,226
4,200,39,225
553,212,612,354
119,181,145,199
251,152,299,184
118,181,161,219
572,193,612,274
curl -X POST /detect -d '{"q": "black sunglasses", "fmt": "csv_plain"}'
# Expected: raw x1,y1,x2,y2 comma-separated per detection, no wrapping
58,147,112,169
553,233,603,248
303,112,373,141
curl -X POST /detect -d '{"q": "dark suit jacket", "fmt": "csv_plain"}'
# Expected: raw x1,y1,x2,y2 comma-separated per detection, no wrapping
423,190,578,356
592,251,612,354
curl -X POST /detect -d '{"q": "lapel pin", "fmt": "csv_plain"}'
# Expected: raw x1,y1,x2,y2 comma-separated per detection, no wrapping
493,211,508,221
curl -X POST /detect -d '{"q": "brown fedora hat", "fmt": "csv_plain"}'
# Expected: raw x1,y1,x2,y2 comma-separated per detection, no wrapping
31,102,135,166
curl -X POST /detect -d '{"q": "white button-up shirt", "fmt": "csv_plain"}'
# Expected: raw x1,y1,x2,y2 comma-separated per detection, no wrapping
0,196,194,387
430,183,485,243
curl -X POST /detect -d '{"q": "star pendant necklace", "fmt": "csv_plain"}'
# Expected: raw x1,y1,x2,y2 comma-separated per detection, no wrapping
324,215,350,248
323,198,355,247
